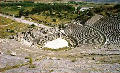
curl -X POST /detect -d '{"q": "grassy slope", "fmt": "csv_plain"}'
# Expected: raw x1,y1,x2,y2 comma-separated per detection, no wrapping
0,7,19,15
0,6,33,16
28,11,77,26
0,16,29,38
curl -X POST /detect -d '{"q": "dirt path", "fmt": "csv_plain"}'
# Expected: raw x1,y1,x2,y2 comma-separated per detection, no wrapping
0,13,51,28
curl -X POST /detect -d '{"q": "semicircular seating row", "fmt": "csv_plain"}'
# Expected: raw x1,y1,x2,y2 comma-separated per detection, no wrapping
64,24,105,46
89,14,120,44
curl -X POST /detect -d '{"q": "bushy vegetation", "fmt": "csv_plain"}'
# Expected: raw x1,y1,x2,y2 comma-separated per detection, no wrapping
31,3,75,14
93,4,120,16
0,2,34,7
0,2,75,17
0,2,119,26
75,3,120,24
76,9,95,24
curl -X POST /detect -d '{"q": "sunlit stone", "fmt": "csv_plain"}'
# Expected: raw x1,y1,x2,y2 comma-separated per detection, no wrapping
44,38,68,49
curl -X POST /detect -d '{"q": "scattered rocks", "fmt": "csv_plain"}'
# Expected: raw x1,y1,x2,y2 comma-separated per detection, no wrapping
10,51,16,56
51,57,58,60
0,51,3,55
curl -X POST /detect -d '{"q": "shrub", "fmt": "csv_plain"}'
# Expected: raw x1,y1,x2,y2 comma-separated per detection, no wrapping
9,30,14,33
52,19,56,22
31,24,35,28
18,8,24,17
29,64,36,68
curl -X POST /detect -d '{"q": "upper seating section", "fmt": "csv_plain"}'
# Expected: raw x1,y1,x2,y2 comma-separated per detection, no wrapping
88,14,120,44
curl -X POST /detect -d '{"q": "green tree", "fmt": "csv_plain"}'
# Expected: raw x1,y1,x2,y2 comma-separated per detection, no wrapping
19,8,24,17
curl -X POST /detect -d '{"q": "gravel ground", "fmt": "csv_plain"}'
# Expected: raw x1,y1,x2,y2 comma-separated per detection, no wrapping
0,39,120,73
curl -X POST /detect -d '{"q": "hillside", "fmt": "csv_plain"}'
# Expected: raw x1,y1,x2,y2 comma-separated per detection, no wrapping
81,0,120,3
1,0,120,3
